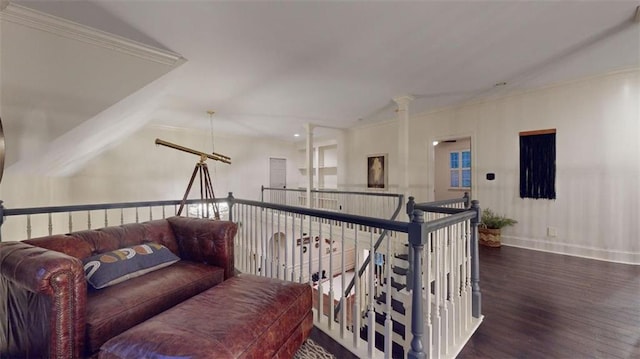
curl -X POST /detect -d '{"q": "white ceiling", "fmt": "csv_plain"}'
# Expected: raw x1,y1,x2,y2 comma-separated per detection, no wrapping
5,0,640,144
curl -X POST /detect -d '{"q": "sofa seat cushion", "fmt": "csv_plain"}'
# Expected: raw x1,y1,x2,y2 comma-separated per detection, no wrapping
85,261,224,355
99,274,313,359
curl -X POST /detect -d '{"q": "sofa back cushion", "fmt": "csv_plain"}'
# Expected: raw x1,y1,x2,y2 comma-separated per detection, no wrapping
24,219,180,260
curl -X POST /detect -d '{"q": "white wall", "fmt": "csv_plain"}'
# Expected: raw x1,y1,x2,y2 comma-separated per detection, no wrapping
2,70,638,263
345,69,640,264
0,124,298,240
67,125,299,203
345,121,399,192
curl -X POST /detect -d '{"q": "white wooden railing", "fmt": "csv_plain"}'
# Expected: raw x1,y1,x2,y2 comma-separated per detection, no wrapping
261,186,403,220
0,192,483,358
232,194,483,358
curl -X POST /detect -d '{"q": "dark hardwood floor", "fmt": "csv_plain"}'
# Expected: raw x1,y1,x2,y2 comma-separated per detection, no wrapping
458,245,640,359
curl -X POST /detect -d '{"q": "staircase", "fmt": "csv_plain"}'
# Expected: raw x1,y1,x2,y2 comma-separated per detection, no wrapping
359,249,411,358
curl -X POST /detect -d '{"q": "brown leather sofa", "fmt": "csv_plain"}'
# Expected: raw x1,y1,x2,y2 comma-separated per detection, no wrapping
0,216,237,358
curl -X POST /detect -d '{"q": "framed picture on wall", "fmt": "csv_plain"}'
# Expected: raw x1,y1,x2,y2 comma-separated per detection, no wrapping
367,154,387,189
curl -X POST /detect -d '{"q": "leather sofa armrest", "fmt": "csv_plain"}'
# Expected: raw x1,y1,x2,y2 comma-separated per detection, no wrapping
0,241,86,358
167,217,238,279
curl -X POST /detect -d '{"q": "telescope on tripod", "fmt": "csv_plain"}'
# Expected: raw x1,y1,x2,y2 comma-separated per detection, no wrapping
155,138,231,219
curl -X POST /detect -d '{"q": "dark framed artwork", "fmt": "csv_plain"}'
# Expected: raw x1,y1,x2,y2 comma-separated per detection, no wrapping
519,129,556,199
367,154,387,189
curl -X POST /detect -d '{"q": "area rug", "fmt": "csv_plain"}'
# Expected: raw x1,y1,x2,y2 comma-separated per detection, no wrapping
294,339,336,359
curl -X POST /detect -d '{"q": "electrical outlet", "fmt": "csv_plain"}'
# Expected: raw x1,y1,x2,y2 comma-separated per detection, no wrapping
547,227,557,237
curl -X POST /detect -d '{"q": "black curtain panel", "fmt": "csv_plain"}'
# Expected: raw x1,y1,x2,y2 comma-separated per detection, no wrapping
520,132,556,199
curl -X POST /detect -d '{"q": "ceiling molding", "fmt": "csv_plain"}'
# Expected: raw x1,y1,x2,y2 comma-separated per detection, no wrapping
0,2,185,66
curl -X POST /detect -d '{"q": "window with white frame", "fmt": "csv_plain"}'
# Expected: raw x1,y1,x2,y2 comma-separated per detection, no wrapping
450,150,471,188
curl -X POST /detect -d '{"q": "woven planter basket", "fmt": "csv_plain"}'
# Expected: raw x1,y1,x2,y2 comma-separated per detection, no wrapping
479,227,501,247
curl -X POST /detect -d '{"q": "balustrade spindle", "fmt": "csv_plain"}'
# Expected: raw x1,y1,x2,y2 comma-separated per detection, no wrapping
276,211,282,280
291,212,296,282
328,223,334,329
340,223,347,339
120,208,124,225
384,231,393,359
135,208,139,223
252,206,258,275
236,205,242,272
424,230,433,359
68,212,72,233
104,209,108,228
445,228,453,353
241,205,245,273
318,220,323,322
298,215,304,283
244,206,249,274
367,230,375,357
261,208,266,277
26,215,32,239
308,215,312,285
352,229,359,348
470,200,482,318
87,211,91,230
453,223,461,341
244,205,249,274
269,210,274,278
284,211,289,280
149,206,152,221
433,231,443,357
48,213,53,236
464,220,471,329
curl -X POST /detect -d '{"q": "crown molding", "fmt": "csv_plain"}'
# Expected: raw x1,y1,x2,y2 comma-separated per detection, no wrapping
0,2,186,66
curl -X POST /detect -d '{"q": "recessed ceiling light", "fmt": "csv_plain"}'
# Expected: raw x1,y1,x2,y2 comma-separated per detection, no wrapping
433,141,439,146
294,133,300,137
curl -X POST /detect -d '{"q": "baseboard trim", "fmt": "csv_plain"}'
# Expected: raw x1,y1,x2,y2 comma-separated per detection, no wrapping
502,236,640,265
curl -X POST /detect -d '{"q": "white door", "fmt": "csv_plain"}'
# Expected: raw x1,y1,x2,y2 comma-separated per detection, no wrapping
269,158,287,188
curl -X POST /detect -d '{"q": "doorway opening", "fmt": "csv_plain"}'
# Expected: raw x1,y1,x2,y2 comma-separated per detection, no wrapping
433,137,472,201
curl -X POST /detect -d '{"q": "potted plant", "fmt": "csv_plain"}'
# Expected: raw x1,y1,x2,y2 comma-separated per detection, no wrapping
478,208,517,247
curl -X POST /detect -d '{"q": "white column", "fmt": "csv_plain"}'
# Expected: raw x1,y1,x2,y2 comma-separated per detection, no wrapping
393,95,414,198
305,123,314,208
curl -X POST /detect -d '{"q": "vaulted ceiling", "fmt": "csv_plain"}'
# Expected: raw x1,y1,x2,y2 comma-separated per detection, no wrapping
2,0,639,174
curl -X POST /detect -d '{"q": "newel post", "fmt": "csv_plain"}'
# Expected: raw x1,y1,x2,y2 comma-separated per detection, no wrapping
463,192,470,208
408,209,426,359
470,200,482,318
406,196,416,290
227,192,235,222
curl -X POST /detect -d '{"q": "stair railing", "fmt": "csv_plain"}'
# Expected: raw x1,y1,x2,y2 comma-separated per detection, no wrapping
404,193,469,290
227,193,410,358
405,194,482,358
332,192,404,320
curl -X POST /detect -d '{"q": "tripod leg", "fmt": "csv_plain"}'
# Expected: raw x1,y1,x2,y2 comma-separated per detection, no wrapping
203,165,220,219
199,165,208,218
178,164,200,216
